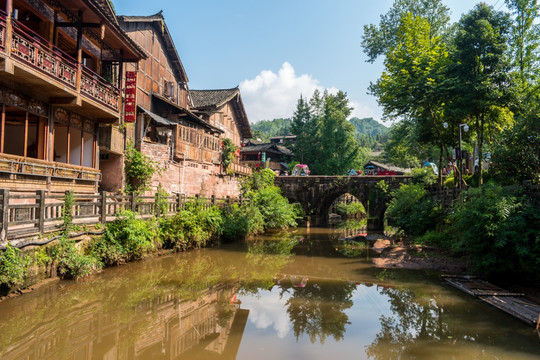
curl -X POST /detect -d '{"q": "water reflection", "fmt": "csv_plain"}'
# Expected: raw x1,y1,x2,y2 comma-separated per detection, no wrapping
0,228,538,360
280,279,355,344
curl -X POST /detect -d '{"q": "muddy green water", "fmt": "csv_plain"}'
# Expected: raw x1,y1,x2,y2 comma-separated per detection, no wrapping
0,227,539,360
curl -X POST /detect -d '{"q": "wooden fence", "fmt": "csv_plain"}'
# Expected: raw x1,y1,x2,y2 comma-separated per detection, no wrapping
0,189,238,244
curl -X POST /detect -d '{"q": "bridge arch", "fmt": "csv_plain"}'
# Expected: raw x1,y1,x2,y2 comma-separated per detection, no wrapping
275,175,411,231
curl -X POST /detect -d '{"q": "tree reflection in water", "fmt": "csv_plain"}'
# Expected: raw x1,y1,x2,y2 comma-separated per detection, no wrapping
365,286,449,359
278,280,356,344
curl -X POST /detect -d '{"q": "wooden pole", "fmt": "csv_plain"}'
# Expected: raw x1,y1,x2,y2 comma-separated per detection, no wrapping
100,190,107,223
0,189,9,242
38,190,45,233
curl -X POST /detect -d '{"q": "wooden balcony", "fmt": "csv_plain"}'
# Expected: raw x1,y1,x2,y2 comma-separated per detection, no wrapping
10,21,77,89
99,125,124,154
0,19,120,120
0,12,6,51
230,159,252,176
0,153,100,193
81,67,120,113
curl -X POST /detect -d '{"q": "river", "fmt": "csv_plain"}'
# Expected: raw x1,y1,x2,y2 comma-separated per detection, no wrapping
0,227,538,359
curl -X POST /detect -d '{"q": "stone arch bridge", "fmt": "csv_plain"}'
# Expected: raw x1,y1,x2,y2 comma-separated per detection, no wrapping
275,176,412,231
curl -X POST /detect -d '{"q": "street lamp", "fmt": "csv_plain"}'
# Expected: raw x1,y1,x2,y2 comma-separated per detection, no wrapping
443,122,469,189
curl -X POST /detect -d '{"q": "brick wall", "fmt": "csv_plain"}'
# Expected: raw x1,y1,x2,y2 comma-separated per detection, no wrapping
142,140,241,198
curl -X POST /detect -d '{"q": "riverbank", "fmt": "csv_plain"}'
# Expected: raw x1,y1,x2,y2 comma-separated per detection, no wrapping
371,236,469,273
370,235,540,306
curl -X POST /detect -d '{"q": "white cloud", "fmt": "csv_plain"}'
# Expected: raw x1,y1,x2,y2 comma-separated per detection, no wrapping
241,289,291,339
240,62,323,122
349,100,380,121
240,62,382,123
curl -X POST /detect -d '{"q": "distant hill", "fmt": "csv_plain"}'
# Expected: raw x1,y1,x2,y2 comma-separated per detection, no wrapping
250,118,292,142
349,117,388,136
349,117,389,151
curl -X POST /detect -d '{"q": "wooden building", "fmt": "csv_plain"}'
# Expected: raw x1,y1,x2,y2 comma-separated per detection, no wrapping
240,142,293,173
0,0,145,194
118,12,252,197
189,87,253,177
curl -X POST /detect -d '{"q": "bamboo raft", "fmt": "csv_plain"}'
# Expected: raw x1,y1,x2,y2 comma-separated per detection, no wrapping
442,275,540,327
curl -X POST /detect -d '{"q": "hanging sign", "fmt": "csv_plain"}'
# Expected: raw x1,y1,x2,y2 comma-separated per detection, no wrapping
124,71,137,123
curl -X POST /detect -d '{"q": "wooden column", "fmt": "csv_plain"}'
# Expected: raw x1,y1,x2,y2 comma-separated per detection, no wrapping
1,103,5,153
80,129,83,166
75,10,83,94
66,126,70,164
23,111,28,157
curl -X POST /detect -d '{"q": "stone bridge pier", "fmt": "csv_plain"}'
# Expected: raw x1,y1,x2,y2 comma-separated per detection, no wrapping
275,175,411,231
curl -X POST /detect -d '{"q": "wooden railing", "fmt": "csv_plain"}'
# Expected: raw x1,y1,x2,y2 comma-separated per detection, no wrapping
0,11,6,51
11,20,77,89
230,159,252,176
0,153,101,182
0,190,240,243
7,19,119,112
81,67,120,111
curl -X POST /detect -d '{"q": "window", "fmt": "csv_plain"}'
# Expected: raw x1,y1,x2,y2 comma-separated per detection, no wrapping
2,106,46,159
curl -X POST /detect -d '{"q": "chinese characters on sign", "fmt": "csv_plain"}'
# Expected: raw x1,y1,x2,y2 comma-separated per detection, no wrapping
124,71,137,123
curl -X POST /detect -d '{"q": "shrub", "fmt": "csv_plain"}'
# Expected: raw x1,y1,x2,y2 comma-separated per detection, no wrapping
160,204,224,250
447,182,540,280
221,203,264,239
386,183,441,237
52,238,101,280
251,186,299,229
92,210,159,265
335,202,365,217
0,243,30,288
124,141,159,195
411,167,437,187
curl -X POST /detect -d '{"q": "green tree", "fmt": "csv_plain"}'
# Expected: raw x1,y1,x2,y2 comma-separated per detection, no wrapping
383,120,425,168
291,91,360,175
361,0,450,63
290,95,317,164
449,4,514,185
370,13,451,182
505,0,540,87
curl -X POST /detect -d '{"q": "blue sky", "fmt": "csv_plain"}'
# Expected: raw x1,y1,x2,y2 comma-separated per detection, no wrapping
113,0,506,123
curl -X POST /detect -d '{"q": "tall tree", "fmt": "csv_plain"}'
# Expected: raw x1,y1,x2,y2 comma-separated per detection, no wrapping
290,91,360,175
290,96,318,164
449,4,514,185
361,0,450,63
369,13,451,184
505,0,540,87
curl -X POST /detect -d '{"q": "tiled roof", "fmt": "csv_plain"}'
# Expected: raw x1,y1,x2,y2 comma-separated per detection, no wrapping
364,160,410,174
189,88,240,108
241,143,293,157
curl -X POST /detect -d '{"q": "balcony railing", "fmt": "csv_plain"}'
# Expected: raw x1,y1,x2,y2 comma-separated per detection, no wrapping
81,67,120,112
7,19,120,113
11,20,77,89
0,153,101,182
0,11,6,51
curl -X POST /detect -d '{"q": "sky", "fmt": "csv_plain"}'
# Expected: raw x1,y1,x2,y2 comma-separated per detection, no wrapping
113,0,507,124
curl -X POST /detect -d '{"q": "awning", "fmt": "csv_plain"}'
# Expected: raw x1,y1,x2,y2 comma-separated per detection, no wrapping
280,162,289,169
138,106,176,126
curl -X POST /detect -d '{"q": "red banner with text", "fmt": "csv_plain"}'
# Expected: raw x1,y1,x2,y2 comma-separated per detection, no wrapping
124,71,137,123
